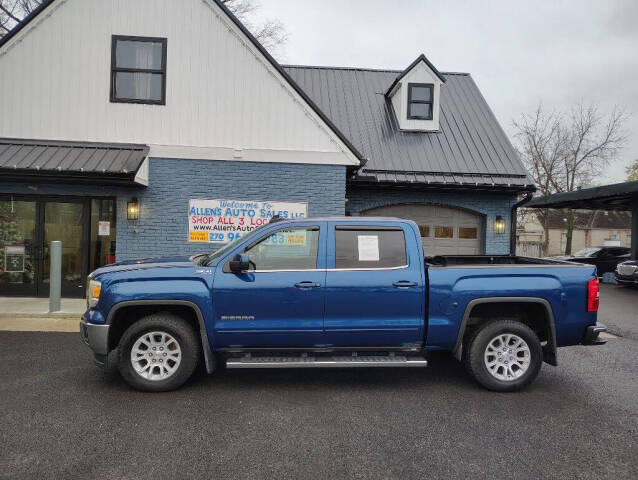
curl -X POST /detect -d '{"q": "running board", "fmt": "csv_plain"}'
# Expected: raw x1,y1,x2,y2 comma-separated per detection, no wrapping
226,354,428,369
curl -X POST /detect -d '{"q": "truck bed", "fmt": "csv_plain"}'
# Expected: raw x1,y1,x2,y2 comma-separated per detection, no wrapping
426,255,572,267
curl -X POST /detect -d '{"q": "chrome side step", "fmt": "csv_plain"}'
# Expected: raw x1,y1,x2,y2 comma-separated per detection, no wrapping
226,354,428,369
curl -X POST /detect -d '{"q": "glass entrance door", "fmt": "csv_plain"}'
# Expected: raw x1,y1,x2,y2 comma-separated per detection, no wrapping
39,201,88,298
0,197,38,296
0,196,90,298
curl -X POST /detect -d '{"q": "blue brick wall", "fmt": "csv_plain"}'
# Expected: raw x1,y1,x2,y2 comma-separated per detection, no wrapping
118,159,346,259
1,159,346,261
346,187,519,254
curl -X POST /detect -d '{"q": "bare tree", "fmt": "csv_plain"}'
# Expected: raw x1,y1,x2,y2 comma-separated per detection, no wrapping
559,104,627,253
0,0,39,36
626,159,638,181
1,0,288,56
514,105,566,255
220,0,287,55
514,103,627,255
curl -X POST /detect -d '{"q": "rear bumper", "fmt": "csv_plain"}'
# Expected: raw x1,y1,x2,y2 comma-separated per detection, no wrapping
80,317,110,368
582,323,607,345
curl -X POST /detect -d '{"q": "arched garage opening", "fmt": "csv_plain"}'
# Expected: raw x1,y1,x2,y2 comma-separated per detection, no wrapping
362,203,485,255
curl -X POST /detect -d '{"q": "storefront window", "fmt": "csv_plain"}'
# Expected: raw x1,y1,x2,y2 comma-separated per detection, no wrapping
0,197,36,295
90,199,116,271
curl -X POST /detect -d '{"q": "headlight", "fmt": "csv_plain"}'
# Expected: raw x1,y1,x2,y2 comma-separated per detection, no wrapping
86,278,101,308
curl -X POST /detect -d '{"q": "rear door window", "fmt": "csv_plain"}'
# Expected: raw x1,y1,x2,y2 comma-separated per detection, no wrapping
335,228,407,269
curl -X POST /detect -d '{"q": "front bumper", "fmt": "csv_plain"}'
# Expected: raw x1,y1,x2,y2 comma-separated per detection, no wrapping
615,274,638,285
80,317,110,368
582,323,607,345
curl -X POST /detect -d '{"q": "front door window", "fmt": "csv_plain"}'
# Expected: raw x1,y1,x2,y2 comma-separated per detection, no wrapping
244,228,320,271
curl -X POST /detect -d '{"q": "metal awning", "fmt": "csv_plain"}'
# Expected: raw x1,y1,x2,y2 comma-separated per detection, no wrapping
526,180,638,210
525,181,638,259
0,138,149,186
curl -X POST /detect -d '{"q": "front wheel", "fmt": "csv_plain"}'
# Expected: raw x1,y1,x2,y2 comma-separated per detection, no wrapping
118,313,201,392
464,319,543,392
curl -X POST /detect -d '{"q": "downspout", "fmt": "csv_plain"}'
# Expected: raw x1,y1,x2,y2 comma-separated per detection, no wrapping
510,192,533,256
631,195,638,260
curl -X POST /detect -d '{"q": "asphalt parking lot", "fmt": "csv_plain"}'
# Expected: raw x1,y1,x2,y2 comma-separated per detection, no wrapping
1,288,637,479
598,283,638,340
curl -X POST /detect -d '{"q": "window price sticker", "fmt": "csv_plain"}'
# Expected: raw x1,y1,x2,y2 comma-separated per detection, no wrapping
357,235,379,261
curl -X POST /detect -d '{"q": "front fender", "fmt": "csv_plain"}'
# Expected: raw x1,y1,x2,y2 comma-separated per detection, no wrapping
97,277,216,373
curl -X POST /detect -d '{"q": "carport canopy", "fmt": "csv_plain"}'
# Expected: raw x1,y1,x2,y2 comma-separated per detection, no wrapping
525,180,638,259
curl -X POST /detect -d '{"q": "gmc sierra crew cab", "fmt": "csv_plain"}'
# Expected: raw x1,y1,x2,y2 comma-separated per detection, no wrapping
80,217,606,392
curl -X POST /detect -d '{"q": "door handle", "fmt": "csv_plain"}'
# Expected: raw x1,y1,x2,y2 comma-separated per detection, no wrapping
294,281,321,289
393,281,418,288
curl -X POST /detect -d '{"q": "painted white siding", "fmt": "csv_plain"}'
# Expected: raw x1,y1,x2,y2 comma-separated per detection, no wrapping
0,0,358,166
389,60,442,132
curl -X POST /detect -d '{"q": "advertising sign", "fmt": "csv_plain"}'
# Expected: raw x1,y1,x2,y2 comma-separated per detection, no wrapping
188,199,308,244
4,246,25,273
98,221,110,236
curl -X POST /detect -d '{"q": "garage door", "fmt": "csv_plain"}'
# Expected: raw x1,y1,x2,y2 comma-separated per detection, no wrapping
362,204,483,255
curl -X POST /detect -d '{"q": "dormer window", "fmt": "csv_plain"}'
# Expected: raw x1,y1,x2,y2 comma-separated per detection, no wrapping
386,54,445,131
407,83,433,120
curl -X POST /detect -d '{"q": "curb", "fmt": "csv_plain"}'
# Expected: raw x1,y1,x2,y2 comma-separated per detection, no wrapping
0,316,80,333
0,313,81,321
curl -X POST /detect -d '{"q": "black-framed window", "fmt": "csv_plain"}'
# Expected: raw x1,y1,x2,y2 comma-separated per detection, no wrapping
407,83,433,120
110,35,167,105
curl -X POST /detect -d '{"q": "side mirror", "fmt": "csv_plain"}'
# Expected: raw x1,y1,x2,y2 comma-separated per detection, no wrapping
229,253,250,273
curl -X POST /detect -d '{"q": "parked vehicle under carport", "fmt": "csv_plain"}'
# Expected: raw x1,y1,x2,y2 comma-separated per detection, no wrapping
550,246,631,275
615,260,638,286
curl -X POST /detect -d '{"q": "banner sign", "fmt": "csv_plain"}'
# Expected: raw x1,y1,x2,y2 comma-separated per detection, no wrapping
188,199,308,244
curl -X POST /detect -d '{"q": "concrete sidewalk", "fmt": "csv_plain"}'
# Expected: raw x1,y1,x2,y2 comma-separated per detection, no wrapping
0,297,84,332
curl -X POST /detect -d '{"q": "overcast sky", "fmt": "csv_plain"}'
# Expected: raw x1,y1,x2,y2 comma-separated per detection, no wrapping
254,0,637,184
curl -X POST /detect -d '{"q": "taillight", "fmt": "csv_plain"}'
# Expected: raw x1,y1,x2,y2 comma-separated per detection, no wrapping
587,277,599,312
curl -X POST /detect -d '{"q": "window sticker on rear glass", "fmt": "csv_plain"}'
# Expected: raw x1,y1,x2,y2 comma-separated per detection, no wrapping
358,235,380,261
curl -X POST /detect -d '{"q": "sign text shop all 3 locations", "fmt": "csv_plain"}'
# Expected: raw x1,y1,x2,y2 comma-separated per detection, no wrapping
188,199,308,243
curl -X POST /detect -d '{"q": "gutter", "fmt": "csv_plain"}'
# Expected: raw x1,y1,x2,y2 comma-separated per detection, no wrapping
510,192,533,255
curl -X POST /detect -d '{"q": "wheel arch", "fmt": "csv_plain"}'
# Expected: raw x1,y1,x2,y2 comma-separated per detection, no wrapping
106,300,216,373
453,297,558,366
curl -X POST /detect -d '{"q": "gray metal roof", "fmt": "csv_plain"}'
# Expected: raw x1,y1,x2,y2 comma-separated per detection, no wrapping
283,65,534,189
0,138,149,184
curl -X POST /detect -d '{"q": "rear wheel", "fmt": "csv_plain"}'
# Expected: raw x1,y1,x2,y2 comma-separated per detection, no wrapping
118,313,201,392
464,319,542,392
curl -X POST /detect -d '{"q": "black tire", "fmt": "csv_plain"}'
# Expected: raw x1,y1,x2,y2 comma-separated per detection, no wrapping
463,319,543,392
118,312,201,392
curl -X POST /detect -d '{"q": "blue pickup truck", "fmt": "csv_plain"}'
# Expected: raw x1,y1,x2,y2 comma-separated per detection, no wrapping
80,217,606,392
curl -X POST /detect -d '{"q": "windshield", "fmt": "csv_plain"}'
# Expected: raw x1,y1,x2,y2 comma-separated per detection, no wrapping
203,224,270,265
572,247,601,257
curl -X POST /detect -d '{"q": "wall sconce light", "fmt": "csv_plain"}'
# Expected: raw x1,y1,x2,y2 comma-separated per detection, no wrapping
127,197,140,220
494,215,506,234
